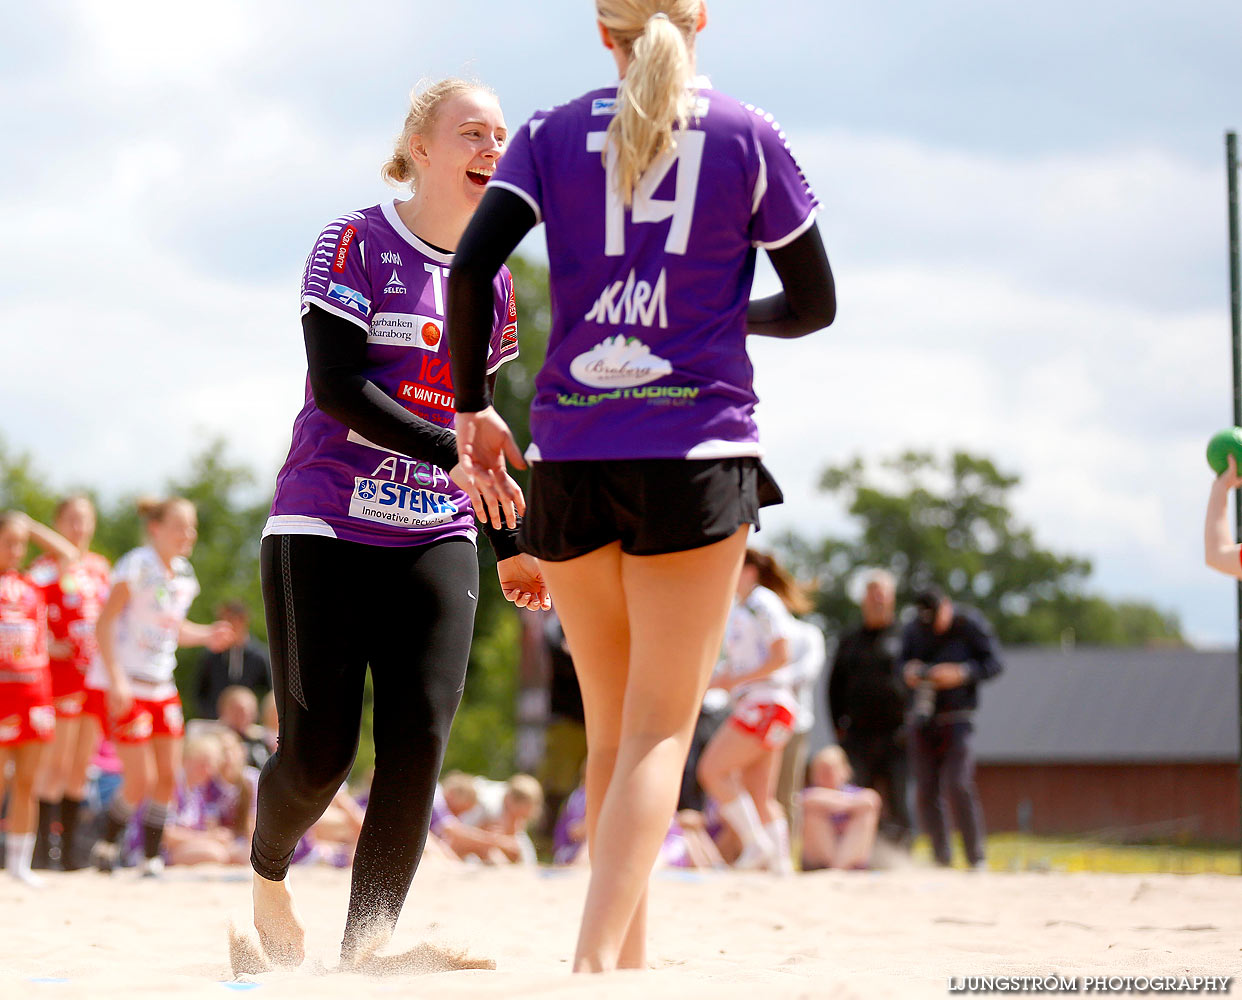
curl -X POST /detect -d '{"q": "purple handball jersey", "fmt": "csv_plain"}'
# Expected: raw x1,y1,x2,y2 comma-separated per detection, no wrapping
266,200,519,547
488,77,818,463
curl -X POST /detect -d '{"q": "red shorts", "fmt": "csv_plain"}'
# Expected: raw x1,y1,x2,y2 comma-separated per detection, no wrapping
83,689,185,744
729,697,796,750
49,660,88,718
0,684,56,746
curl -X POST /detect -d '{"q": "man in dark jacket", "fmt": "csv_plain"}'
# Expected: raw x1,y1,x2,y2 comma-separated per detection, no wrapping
195,600,271,719
901,586,1003,868
827,569,911,844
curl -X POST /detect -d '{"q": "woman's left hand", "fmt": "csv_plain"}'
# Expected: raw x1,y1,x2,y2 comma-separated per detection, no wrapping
454,408,527,527
496,554,551,611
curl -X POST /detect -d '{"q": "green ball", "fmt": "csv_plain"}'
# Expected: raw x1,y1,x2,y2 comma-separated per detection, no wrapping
1206,427,1242,475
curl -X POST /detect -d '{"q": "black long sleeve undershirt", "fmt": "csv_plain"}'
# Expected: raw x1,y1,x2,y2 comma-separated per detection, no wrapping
301,303,521,560
745,224,836,338
448,188,538,413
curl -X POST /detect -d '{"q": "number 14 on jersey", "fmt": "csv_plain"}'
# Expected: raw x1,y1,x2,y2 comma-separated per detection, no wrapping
587,130,706,257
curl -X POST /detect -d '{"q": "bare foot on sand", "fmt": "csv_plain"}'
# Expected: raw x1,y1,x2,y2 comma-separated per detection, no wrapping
228,921,272,977
253,872,306,967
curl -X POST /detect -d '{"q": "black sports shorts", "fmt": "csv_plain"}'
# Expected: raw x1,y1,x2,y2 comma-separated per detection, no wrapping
518,457,783,561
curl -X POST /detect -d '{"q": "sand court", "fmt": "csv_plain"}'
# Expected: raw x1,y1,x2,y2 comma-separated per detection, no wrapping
2,863,1237,998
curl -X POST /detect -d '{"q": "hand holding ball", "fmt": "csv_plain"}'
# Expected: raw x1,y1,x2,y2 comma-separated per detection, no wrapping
1206,428,1242,476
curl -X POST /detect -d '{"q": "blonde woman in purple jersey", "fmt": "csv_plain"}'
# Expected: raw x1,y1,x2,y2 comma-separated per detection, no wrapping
449,0,835,972
246,79,548,969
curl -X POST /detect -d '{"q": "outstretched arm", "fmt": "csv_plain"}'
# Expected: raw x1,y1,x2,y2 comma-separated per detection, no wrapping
448,188,538,519
20,515,78,564
179,619,235,651
1205,454,1242,578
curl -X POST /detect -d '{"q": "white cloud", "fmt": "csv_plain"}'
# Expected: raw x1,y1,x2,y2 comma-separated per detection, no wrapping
750,133,1233,642
2,2,1237,648
72,0,257,87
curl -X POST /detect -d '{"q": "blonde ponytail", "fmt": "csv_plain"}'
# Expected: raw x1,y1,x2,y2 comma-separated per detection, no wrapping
596,1,701,205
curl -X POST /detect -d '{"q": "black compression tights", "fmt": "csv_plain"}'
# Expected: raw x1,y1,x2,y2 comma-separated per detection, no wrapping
252,533,478,953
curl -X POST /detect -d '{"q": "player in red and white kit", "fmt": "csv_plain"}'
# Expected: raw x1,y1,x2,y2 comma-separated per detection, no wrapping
697,549,812,874
28,496,111,871
0,510,79,886
85,497,234,877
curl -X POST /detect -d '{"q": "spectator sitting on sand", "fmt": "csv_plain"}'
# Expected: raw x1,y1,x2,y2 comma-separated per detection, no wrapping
442,770,508,827
557,781,724,870
163,734,248,866
799,746,880,871
215,728,257,845
483,774,543,864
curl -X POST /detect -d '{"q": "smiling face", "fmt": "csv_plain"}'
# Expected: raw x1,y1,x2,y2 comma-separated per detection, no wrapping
410,89,507,214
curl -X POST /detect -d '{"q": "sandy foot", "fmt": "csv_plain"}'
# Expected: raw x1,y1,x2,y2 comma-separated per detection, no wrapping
252,871,306,966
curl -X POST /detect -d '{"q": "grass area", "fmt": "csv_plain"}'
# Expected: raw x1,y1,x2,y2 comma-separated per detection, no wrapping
910,834,1241,875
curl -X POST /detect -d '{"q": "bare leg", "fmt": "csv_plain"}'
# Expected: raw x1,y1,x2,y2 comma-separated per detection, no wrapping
92,740,151,872
831,789,881,869
34,716,76,801
8,742,50,885
537,543,648,968
697,724,772,865
149,735,180,807
114,742,154,810
8,742,47,834
542,527,749,973
697,724,768,812
740,749,781,826
252,871,306,966
799,800,839,870
745,751,790,873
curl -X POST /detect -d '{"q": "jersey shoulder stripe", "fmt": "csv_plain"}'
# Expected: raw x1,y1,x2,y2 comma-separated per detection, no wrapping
303,210,370,295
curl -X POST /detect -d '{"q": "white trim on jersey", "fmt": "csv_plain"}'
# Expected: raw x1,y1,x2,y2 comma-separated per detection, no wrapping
525,442,543,462
301,296,371,332
488,180,543,225
262,515,338,540
381,200,455,263
345,429,400,453
485,348,520,376
753,206,819,251
684,439,764,460
751,141,768,216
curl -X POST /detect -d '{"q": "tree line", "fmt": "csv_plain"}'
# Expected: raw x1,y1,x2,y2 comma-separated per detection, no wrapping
0,257,1179,777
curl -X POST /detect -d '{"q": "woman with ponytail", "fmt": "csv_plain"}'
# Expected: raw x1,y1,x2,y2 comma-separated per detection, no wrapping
697,548,811,873
448,0,835,972
84,497,235,878
29,496,111,871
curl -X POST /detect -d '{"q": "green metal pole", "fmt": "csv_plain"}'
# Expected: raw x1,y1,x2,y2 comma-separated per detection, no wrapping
1228,131,1242,864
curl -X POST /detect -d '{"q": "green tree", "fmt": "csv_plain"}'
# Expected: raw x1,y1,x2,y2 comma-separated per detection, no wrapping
780,450,1182,647
0,434,272,713
0,254,557,778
